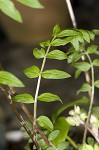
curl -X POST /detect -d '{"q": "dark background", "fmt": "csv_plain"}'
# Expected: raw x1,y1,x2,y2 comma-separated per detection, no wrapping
0,0,99,149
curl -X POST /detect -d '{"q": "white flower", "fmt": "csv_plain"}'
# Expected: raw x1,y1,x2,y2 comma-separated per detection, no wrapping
74,105,81,114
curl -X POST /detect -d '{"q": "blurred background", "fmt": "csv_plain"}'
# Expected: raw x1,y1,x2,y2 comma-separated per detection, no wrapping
0,0,99,149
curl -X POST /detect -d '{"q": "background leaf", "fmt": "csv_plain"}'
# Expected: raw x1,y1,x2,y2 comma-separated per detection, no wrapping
42,69,71,79
93,59,99,66
48,130,60,141
77,83,92,94
23,65,40,78
13,93,34,103
17,0,44,8
47,50,67,60
92,107,99,118
72,62,91,72
94,80,99,88
0,0,22,22
57,142,69,150
52,96,89,123
0,71,24,87
52,117,70,146
38,93,61,102
37,116,53,131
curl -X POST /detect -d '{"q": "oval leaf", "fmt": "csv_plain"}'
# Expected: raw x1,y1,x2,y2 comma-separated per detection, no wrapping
93,59,99,66
57,142,69,150
33,48,45,59
42,69,71,79
52,24,61,36
92,107,99,118
0,71,24,87
94,80,99,88
72,62,91,72
17,0,44,9
13,93,34,103
0,0,22,22
23,65,40,78
71,36,80,51
37,116,53,131
77,83,92,94
47,50,67,60
38,93,61,102
87,45,98,54
52,117,70,146
46,147,55,150
87,30,95,41
48,130,60,141
57,29,78,37
51,37,73,46
79,29,90,43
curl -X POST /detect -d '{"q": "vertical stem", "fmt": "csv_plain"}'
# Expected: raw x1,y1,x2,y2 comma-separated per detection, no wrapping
33,44,51,142
65,0,94,143
83,53,95,142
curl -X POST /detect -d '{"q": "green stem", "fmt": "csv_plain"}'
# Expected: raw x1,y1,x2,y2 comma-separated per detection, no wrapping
67,135,78,149
33,37,56,143
83,53,95,143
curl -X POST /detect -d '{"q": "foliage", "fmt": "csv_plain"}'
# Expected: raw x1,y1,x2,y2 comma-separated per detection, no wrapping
1,19,99,150
0,0,44,22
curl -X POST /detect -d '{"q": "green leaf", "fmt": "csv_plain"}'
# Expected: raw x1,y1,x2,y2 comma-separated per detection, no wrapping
57,142,69,150
38,139,47,149
48,130,60,141
51,37,73,46
77,83,92,94
0,0,22,22
37,116,53,131
87,137,95,146
38,93,61,102
71,36,80,51
87,30,95,41
57,29,78,37
23,65,40,78
94,80,99,88
79,29,90,43
52,96,89,123
52,117,70,146
0,71,24,87
93,59,99,66
46,147,55,150
52,24,61,36
87,45,98,54
72,62,91,72
39,40,50,48
33,48,45,59
93,29,99,35
75,69,81,79
17,0,44,9
12,93,34,103
47,50,67,60
42,69,71,79
67,52,81,63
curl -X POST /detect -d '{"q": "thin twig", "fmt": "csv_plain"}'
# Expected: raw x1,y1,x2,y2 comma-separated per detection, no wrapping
65,0,77,28
8,86,53,148
65,0,93,143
